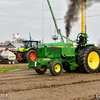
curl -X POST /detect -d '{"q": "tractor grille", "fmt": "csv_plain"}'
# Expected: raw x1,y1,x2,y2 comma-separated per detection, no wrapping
47,47,61,58
38,47,61,58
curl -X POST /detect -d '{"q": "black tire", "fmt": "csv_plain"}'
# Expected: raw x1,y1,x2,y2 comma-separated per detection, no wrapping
26,50,37,61
50,61,62,76
62,62,70,72
35,65,47,74
77,46,100,73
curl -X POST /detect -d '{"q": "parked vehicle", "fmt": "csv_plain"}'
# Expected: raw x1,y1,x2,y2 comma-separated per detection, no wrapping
0,48,16,64
16,40,40,63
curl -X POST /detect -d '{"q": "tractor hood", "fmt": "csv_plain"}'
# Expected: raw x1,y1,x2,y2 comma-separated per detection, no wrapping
17,47,33,52
17,48,25,52
38,43,75,58
38,43,73,47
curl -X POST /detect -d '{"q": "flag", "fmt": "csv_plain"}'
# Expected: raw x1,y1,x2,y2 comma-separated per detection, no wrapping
13,33,19,39
29,33,32,41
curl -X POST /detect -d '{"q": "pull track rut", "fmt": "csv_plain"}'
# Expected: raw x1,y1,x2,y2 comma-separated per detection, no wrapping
0,68,100,100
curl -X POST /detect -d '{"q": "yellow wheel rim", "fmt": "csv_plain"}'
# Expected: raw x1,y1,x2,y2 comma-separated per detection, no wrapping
40,68,45,71
88,51,100,69
55,64,61,73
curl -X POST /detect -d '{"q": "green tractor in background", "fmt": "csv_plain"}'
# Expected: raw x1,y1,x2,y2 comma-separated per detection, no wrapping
28,0,100,76
17,40,40,63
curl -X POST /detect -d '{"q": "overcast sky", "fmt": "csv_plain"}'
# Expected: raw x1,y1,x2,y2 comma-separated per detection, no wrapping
0,0,100,46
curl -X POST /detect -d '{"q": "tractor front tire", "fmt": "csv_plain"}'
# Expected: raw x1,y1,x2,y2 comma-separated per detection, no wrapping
35,65,47,74
50,61,62,76
77,46,100,73
26,50,37,61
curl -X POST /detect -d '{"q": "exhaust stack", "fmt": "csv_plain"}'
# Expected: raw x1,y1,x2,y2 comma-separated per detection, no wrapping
81,0,85,33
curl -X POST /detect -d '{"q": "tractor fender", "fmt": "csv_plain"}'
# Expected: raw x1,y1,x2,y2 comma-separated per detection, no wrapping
26,48,37,52
50,61,62,65
85,44,94,47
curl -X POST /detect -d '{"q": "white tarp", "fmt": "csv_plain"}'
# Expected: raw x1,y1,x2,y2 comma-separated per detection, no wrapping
1,50,16,60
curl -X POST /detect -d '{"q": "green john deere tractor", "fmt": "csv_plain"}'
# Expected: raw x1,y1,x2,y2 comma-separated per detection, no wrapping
17,40,39,63
28,0,100,76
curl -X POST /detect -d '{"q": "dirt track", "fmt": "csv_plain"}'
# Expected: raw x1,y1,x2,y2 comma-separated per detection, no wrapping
0,62,28,68
0,63,100,100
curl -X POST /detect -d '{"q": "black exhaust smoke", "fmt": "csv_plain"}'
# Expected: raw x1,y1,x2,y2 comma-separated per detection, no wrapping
64,0,81,38
64,0,100,39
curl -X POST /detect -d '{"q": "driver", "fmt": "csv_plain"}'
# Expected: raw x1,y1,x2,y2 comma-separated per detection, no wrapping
77,34,84,45
75,34,86,53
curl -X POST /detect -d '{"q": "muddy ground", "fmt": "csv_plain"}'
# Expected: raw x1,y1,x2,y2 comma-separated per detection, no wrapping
0,62,28,68
0,63,100,100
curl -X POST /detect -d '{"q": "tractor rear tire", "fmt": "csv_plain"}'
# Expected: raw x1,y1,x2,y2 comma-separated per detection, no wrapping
50,61,62,76
77,46,100,73
26,50,37,61
35,65,47,74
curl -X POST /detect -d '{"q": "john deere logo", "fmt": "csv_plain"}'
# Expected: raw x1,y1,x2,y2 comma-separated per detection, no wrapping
64,50,72,55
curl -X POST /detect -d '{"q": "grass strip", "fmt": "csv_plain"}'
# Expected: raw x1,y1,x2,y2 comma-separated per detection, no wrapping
0,66,28,72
